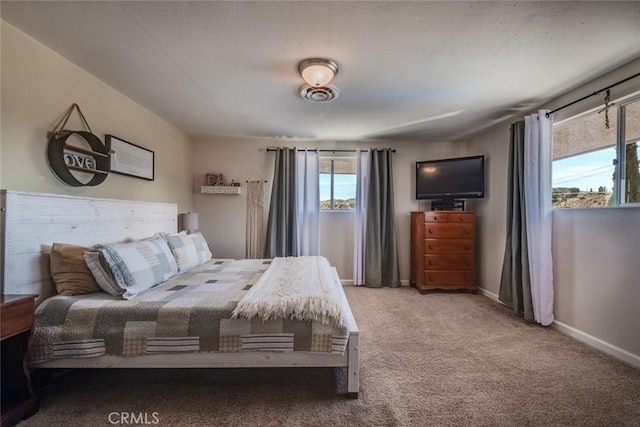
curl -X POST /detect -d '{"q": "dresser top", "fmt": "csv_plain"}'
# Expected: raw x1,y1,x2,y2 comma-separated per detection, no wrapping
1,294,38,308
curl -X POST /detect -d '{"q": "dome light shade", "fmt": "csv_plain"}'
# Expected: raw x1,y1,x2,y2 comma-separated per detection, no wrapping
298,58,338,87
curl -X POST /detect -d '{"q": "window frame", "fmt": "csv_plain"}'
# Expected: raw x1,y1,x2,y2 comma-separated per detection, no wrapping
319,156,357,211
552,93,640,209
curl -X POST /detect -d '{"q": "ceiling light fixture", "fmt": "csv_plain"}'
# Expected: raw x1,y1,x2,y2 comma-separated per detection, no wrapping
298,58,338,87
298,58,339,102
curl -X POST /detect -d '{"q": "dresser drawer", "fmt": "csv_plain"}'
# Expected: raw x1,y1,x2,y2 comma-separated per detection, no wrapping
422,212,449,223
425,238,474,253
423,270,475,286
423,223,474,238
448,213,475,223
424,254,474,270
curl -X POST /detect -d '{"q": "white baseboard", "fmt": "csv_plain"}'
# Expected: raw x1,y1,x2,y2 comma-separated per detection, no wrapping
552,321,640,369
477,288,640,369
477,287,502,304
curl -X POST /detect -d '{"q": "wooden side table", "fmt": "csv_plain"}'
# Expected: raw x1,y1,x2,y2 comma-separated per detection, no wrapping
1,294,39,426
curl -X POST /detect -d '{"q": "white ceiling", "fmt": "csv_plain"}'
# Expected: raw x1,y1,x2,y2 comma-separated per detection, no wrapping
2,1,640,142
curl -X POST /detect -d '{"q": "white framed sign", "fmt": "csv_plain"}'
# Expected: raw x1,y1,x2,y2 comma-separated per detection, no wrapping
106,134,154,181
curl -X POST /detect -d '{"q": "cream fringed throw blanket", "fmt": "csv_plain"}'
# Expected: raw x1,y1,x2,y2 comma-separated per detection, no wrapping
232,256,347,329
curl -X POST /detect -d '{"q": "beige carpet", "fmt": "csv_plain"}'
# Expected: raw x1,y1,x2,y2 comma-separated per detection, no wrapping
19,286,640,426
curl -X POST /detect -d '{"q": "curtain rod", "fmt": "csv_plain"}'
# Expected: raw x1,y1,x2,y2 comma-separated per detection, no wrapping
266,148,396,153
546,71,640,117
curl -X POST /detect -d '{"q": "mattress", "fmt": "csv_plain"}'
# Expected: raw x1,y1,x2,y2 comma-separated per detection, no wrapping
29,258,349,364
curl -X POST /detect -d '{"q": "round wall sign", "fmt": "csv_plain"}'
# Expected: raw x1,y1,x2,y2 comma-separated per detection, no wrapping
47,130,111,186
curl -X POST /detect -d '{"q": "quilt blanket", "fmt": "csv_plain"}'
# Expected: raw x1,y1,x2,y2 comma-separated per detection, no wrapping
29,259,348,364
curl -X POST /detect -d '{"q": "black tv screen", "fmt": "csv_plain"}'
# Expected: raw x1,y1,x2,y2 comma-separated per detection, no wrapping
416,155,485,200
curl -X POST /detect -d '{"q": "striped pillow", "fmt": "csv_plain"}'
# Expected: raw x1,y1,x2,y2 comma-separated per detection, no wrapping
84,251,124,296
166,231,212,272
89,235,178,299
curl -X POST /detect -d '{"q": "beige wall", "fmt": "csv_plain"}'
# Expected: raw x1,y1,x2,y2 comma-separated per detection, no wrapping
193,137,466,281
0,21,195,212
467,57,640,360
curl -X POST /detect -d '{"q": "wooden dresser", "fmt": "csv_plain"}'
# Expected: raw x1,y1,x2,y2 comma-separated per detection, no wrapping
410,211,477,294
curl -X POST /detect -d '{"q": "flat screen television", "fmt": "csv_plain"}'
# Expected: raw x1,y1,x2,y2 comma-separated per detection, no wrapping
415,155,485,201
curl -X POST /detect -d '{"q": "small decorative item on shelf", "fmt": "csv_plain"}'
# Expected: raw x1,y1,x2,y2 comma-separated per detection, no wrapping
205,174,218,186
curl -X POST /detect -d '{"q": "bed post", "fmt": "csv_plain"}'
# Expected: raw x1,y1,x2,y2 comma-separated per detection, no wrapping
346,331,360,399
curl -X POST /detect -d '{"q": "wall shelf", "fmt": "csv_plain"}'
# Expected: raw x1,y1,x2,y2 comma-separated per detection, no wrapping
201,186,241,195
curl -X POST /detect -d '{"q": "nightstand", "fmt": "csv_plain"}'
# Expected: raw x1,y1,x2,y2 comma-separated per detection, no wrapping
1,294,39,426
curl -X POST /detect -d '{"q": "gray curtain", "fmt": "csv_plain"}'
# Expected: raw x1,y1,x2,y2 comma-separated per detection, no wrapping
365,149,400,287
499,120,534,321
264,148,297,257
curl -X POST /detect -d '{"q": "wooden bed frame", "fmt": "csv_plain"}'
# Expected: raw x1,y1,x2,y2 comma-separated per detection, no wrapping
0,190,360,398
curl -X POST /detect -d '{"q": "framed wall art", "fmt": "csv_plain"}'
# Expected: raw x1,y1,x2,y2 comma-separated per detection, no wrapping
106,134,154,181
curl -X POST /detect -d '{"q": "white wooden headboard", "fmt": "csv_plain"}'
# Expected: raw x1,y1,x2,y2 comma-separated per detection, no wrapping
0,190,177,304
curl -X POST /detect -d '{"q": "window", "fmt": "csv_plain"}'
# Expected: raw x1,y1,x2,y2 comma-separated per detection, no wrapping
319,157,357,210
552,96,640,208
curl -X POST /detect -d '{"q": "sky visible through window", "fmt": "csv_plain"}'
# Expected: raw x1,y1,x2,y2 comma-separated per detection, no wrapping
552,147,616,192
320,173,356,201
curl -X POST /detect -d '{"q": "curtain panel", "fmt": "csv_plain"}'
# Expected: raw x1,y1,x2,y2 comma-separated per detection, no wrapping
265,148,297,258
295,149,320,256
524,111,555,326
264,148,320,258
353,149,370,286
499,120,534,321
364,149,400,287
499,111,555,326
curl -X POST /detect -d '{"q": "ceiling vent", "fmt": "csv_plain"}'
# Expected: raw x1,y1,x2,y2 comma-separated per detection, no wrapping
299,84,339,102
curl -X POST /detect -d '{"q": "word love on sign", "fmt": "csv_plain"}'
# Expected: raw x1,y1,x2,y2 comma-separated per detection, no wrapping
47,130,111,187
63,152,96,170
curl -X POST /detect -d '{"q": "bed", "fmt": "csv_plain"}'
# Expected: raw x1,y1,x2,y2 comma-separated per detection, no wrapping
0,190,359,398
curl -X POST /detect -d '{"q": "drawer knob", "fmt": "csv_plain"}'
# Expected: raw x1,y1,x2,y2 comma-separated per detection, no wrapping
465,244,470,250
465,259,470,265
464,229,469,234
465,275,470,281
428,259,434,265
428,245,434,250
434,216,438,220
428,229,434,234
459,216,464,221
429,276,435,281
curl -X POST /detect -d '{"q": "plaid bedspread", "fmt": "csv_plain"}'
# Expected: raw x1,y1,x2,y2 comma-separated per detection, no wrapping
29,259,349,364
